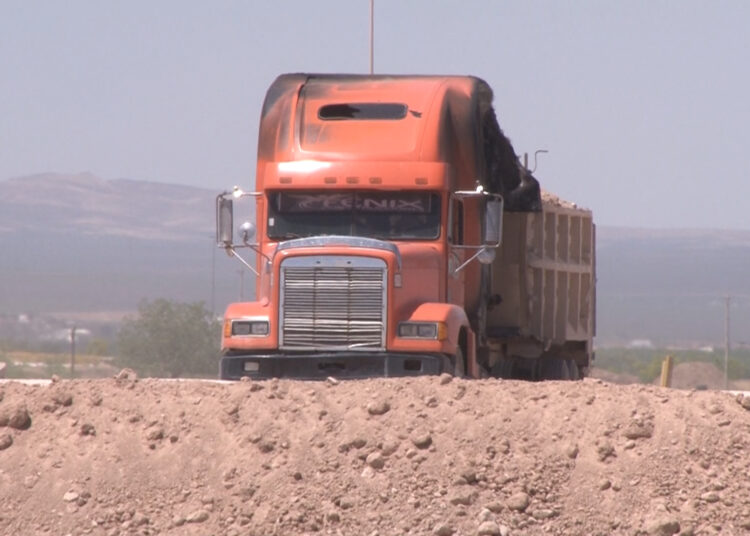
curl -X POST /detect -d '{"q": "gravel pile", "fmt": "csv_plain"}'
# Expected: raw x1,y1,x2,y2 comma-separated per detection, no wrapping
1,375,750,535
541,190,582,211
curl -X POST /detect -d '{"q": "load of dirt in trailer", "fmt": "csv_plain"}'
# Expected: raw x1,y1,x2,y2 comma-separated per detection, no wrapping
2,374,750,536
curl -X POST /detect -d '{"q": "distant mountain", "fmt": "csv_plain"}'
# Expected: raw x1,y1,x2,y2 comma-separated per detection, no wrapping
0,173,242,316
0,172,213,240
2,172,749,347
597,226,750,296
596,225,750,347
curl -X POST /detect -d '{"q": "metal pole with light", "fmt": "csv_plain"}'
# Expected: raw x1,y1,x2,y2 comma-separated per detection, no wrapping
725,295,731,389
369,0,374,74
238,270,245,301
70,325,77,378
211,235,216,318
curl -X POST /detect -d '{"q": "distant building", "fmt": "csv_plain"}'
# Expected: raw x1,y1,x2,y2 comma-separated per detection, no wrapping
627,339,654,349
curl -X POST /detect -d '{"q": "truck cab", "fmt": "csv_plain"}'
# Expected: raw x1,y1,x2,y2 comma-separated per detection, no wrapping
216,74,593,380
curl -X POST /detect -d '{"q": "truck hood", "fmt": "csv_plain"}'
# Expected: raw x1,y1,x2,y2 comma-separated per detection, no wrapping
276,235,401,270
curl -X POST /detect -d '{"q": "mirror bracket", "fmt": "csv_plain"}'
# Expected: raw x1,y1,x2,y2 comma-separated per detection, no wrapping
450,187,504,275
215,189,269,277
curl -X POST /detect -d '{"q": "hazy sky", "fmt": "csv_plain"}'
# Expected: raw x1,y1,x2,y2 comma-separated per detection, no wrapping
2,1,749,229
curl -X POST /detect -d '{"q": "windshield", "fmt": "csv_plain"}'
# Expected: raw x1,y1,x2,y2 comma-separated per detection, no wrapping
267,191,441,241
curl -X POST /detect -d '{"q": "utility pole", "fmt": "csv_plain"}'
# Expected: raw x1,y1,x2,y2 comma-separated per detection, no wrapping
238,270,245,301
724,295,730,389
70,325,77,378
369,0,374,74
211,235,216,318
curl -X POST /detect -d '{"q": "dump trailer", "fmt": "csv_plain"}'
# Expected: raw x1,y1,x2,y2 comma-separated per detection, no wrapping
483,192,595,379
216,74,595,380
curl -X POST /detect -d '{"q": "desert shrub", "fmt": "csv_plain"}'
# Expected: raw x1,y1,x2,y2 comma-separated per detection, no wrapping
116,299,220,378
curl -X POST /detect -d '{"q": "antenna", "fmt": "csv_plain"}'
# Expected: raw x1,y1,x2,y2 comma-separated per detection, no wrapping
531,149,548,173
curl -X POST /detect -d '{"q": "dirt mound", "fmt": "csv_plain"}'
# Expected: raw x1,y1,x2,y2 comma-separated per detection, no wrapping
2,375,750,535
669,361,727,390
589,366,641,385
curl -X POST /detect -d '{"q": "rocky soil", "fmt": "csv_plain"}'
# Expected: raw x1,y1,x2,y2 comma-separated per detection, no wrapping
2,373,750,536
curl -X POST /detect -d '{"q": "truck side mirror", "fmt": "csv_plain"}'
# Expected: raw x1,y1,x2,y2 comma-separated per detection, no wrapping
217,196,234,246
239,221,256,244
484,198,503,246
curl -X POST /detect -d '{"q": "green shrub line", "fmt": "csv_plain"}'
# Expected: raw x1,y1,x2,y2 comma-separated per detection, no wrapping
1,299,220,379
594,347,750,383
4,328,748,383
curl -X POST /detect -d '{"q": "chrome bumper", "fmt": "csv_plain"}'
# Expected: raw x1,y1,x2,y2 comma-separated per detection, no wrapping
219,352,446,380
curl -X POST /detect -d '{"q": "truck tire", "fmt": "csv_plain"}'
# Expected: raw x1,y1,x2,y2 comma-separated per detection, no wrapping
491,357,515,379
453,346,466,377
558,359,571,381
541,358,570,381
566,359,581,381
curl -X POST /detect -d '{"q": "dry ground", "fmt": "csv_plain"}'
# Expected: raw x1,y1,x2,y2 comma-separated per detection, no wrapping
2,373,750,536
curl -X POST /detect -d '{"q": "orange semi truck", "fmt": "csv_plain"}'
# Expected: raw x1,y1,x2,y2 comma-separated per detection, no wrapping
216,74,595,380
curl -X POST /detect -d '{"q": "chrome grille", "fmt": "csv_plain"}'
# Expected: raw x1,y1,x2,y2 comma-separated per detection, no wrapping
280,257,386,350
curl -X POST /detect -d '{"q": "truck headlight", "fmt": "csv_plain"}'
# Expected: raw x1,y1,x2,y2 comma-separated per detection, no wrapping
398,322,446,340
230,319,270,337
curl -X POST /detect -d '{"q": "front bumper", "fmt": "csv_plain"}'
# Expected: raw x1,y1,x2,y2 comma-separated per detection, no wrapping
219,351,447,380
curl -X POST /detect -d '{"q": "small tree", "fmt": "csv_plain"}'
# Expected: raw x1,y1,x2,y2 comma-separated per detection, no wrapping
85,338,110,356
116,299,220,378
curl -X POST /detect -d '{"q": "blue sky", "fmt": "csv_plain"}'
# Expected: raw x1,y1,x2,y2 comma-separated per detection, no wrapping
2,1,749,229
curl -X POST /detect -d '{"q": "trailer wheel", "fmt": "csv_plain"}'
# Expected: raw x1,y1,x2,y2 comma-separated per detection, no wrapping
567,360,581,381
541,358,570,381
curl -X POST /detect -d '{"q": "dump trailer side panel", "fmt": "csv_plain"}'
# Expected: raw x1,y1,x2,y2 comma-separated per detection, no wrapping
486,197,595,369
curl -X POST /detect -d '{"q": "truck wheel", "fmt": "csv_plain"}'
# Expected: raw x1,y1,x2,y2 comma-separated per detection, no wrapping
453,346,466,377
567,360,581,381
558,359,571,380
491,358,514,379
541,358,569,381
